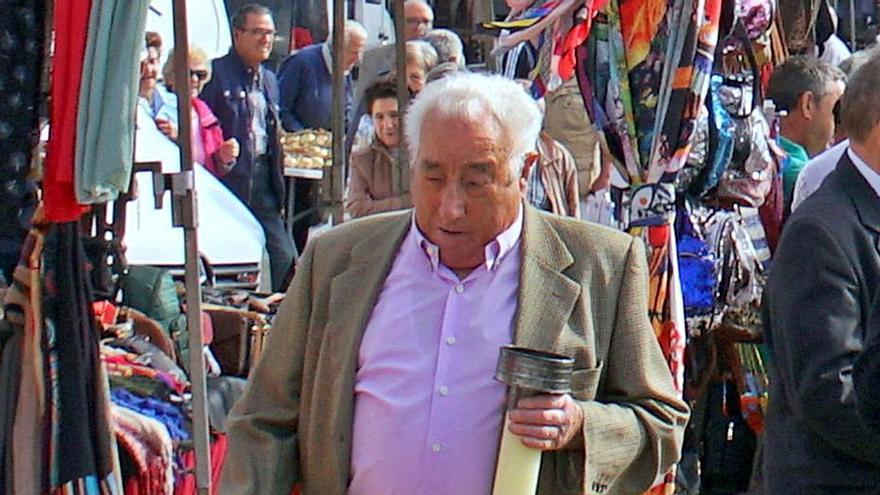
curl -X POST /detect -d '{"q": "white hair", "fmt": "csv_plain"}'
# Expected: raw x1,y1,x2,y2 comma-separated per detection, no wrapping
424,29,465,68
344,19,367,41
405,72,542,178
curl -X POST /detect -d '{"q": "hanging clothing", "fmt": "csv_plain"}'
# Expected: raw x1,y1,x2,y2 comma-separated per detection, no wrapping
0,0,44,278
75,0,150,204
43,0,91,222
43,221,121,494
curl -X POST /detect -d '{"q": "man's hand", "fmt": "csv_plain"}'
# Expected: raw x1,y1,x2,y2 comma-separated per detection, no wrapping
155,118,178,140
217,138,240,164
507,394,584,450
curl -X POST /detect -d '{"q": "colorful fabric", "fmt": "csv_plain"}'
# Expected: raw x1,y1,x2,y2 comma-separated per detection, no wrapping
110,389,190,442
43,0,91,222
43,221,121,494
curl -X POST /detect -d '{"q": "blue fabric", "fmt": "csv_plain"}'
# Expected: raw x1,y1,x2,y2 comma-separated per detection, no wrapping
199,49,284,207
688,76,735,199
278,43,352,132
677,213,716,317
110,388,190,441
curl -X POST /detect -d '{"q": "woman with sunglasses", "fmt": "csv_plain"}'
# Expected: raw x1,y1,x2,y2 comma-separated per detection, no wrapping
159,46,240,176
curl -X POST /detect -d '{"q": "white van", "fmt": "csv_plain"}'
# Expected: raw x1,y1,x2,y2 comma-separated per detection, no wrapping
127,0,268,290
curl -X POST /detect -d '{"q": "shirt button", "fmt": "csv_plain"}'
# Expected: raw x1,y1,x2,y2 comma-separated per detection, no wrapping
431,442,442,452
446,337,456,345
439,386,450,396
454,284,464,293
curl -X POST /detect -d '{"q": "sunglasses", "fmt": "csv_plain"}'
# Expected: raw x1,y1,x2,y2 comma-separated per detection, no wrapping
190,70,209,81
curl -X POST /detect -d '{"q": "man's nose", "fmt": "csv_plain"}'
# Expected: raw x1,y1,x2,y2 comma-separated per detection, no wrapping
438,183,466,220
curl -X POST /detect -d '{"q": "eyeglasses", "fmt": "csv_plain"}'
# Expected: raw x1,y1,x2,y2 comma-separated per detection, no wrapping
190,70,209,81
240,27,277,38
405,17,433,26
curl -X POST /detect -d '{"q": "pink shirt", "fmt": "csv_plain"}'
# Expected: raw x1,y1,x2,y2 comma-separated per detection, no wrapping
349,208,523,495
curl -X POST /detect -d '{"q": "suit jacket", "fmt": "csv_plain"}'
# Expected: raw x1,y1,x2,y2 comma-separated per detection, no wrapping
220,206,688,495
199,50,284,207
764,153,880,491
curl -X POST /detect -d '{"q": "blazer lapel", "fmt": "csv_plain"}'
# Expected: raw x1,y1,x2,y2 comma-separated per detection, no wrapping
838,154,880,236
319,212,411,492
514,207,582,352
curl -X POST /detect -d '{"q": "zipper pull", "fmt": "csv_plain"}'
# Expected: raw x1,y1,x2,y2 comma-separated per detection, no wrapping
726,421,735,442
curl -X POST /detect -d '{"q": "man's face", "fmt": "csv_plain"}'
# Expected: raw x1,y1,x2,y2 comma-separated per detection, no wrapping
406,62,426,95
404,2,434,40
411,113,529,271
343,32,367,72
807,80,845,156
372,97,400,148
139,47,160,97
234,13,276,66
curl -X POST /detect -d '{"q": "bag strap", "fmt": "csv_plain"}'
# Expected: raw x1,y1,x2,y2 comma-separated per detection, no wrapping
716,18,763,112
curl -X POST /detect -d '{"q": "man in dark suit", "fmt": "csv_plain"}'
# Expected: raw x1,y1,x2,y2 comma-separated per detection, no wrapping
764,53,880,493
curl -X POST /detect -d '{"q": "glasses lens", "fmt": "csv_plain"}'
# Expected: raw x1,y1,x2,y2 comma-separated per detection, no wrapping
191,70,208,81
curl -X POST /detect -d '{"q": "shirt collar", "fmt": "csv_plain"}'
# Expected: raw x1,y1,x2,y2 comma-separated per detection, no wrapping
321,42,333,74
411,205,524,274
847,147,880,199
321,41,353,75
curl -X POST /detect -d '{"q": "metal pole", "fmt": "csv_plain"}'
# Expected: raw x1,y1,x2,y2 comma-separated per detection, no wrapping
393,0,409,179
171,1,211,493
850,0,857,51
332,0,346,223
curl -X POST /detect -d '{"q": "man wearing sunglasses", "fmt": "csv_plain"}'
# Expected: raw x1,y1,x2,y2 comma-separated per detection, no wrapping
201,3,297,292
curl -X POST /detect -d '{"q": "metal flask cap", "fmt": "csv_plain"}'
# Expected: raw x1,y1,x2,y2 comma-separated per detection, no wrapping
494,346,575,394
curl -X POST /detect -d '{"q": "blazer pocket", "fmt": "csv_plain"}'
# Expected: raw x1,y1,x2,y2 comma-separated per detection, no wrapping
570,361,603,401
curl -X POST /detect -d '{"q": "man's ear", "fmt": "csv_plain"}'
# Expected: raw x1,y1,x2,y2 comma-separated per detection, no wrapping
800,91,816,120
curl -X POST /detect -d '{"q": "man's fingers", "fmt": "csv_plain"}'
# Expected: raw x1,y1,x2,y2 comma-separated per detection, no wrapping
515,394,568,410
508,407,565,426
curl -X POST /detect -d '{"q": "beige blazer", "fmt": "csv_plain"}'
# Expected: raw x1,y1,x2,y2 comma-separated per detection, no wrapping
220,206,689,495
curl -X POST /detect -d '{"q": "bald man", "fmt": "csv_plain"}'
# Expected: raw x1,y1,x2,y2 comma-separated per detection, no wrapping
279,20,367,250
354,0,435,105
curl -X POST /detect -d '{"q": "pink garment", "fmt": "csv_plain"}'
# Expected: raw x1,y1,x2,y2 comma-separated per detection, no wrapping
349,209,523,495
192,97,227,175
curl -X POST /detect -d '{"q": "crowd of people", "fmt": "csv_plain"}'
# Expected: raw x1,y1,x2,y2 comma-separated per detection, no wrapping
136,1,599,294
130,1,880,493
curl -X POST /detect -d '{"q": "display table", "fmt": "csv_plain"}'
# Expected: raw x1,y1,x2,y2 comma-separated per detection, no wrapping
284,167,325,236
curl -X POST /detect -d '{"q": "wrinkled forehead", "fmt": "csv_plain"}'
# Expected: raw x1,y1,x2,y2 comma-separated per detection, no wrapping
417,112,508,166
244,12,274,29
405,2,433,20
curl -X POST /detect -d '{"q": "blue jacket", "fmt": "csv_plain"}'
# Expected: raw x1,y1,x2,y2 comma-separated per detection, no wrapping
278,43,352,132
200,49,284,208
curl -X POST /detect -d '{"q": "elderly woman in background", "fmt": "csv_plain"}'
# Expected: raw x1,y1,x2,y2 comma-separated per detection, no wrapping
158,47,239,175
345,80,410,218
404,40,438,95
350,40,439,150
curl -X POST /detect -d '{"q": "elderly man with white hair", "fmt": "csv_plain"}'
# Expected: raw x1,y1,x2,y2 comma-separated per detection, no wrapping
219,73,688,495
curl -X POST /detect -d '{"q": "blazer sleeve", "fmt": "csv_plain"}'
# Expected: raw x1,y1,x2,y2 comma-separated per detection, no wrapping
767,217,880,460
219,241,317,495
576,237,689,494
854,293,880,434
559,144,581,218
